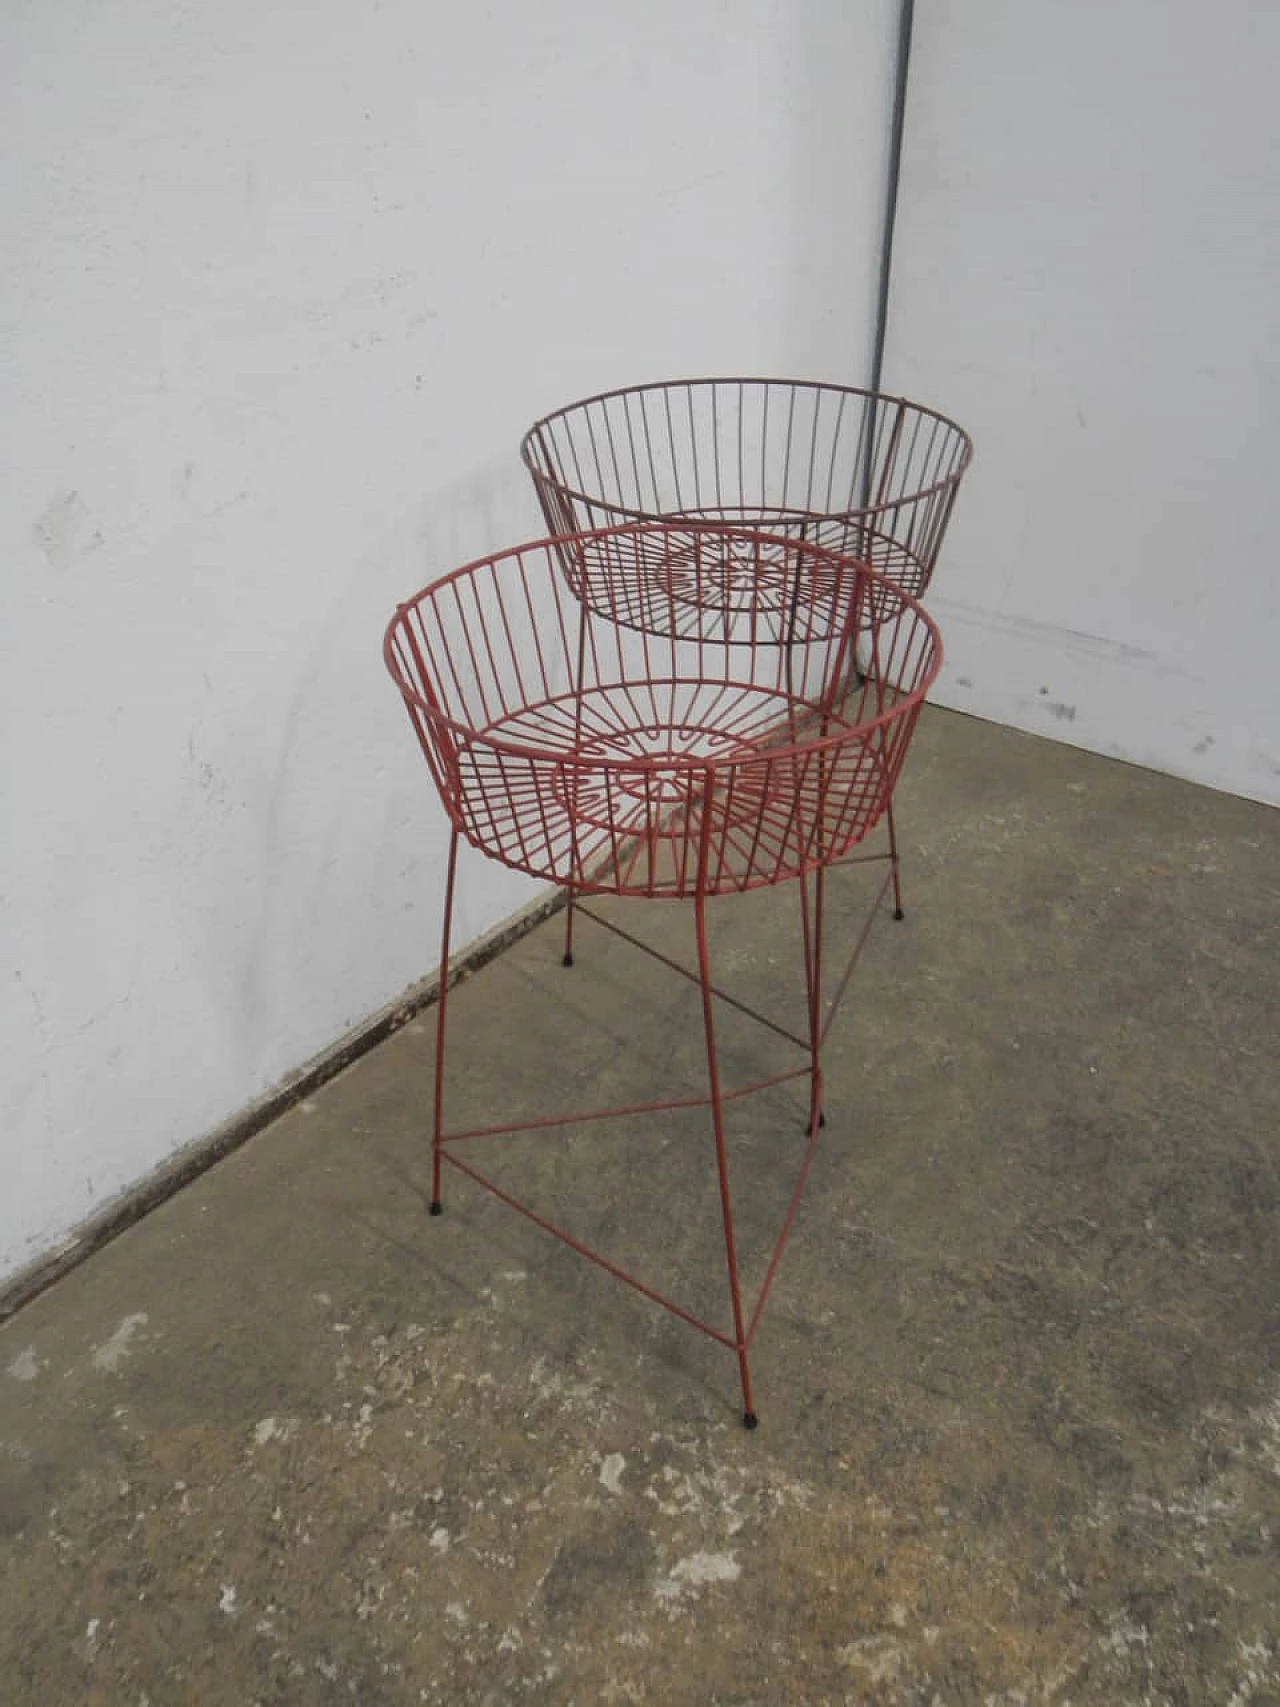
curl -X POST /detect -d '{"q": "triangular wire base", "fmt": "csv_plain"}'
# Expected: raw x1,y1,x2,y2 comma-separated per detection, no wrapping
432,855,898,1405
439,1092,821,1357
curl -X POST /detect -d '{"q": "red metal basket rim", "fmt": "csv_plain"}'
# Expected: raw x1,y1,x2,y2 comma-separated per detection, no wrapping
383,523,944,778
518,376,974,521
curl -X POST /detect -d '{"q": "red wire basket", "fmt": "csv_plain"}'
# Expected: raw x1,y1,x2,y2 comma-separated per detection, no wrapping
384,522,942,1427
520,377,973,602
386,524,940,899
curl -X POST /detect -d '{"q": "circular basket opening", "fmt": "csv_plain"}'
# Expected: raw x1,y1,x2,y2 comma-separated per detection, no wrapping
385,523,942,898
522,378,972,601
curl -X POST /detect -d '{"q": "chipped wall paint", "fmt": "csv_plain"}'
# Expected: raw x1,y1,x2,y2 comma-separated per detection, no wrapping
885,0,1280,807
0,0,900,1284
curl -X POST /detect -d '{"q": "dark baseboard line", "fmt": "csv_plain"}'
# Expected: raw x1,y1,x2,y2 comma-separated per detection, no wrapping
0,883,567,1326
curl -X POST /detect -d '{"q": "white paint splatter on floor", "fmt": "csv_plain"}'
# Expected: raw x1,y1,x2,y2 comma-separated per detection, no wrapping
1253,1384,1280,1479
5,1346,40,1382
838,1636,907,1684
654,1551,740,1604
599,1452,626,1495
252,1416,298,1447
91,1314,149,1373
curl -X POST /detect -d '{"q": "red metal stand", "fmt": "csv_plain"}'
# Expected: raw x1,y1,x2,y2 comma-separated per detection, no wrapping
385,523,942,1425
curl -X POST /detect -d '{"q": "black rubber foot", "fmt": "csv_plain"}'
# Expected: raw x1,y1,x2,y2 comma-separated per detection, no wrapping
743,1411,759,1430
893,907,905,921
429,1200,443,1216
806,1113,827,1135
562,951,574,968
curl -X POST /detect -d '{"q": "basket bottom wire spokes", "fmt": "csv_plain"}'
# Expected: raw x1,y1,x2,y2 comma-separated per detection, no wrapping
480,680,872,894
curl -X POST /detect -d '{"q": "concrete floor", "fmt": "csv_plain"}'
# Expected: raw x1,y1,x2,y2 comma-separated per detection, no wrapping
2,708,1278,1705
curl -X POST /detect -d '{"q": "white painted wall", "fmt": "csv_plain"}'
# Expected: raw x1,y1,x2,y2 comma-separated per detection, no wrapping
0,0,898,1285
885,0,1280,805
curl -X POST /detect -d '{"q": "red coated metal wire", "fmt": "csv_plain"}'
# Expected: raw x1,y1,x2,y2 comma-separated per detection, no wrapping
384,521,942,1427
521,377,972,602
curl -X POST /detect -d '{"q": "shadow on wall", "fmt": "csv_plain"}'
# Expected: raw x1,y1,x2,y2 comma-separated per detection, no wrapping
226,451,546,1091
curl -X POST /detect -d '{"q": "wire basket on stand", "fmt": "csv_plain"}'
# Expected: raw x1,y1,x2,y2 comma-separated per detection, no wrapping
520,376,973,602
384,521,942,1426
520,377,971,967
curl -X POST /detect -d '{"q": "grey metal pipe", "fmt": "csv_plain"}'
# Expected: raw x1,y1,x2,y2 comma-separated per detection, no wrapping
870,0,915,401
